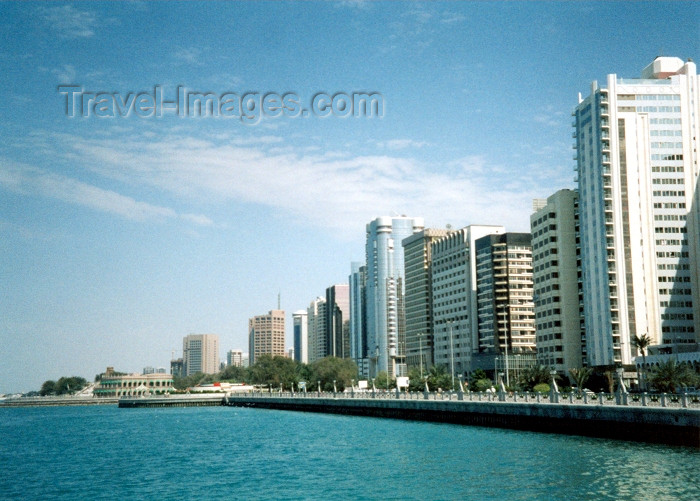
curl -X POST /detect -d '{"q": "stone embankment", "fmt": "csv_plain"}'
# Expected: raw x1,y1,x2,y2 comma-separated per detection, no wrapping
224,391,700,448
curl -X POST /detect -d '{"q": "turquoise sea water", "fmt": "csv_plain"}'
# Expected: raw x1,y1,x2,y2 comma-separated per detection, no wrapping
0,405,698,500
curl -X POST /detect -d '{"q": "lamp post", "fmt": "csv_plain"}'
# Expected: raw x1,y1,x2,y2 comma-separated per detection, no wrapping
447,320,455,391
418,332,424,379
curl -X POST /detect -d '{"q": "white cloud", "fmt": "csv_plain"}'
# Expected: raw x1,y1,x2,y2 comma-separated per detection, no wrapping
0,159,213,226
174,47,203,65
44,131,543,236
377,139,429,150
38,5,97,39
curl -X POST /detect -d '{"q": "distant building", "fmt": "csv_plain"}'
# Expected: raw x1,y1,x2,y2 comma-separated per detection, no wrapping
94,367,174,398
248,310,285,365
402,228,448,373
183,334,220,375
349,262,368,377
170,358,184,377
293,310,308,363
365,216,424,378
530,189,585,374
307,297,326,363
227,349,244,367
326,284,350,358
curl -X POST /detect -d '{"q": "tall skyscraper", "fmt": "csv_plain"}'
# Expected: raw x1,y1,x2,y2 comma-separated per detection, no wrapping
248,310,285,365
183,334,220,375
365,216,424,378
292,310,308,363
326,284,350,358
475,233,536,380
574,57,699,367
430,225,505,377
531,189,585,373
307,297,326,363
349,262,368,377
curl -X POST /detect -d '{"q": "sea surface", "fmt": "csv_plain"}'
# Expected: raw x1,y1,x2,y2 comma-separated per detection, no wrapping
0,405,698,500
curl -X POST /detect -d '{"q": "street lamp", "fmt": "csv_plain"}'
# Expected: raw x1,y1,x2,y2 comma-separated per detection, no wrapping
447,320,455,391
418,332,424,379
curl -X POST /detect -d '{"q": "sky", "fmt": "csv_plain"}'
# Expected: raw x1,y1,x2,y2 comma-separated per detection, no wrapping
0,1,698,393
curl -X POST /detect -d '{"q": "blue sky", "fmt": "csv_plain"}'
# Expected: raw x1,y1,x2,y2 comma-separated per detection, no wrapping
0,1,698,393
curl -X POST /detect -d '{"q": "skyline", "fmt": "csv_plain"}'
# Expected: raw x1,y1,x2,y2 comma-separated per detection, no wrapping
1,1,698,393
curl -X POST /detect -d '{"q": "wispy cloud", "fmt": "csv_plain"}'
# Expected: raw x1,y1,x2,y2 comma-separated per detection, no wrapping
377,139,429,150
0,159,213,226
173,47,203,66
36,130,544,235
37,5,98,39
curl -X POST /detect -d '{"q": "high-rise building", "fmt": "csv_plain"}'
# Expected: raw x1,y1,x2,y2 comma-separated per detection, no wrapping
365,216,424,378
183,334,220,375
430,226,505,378
402,228,448,373
227,349,244,367
475,233,536,381
292,310,308,363
349,262,368,377
248,310,285,365
530,189,585,373
326,284,350,358
573,57,699,367
307,297,326,363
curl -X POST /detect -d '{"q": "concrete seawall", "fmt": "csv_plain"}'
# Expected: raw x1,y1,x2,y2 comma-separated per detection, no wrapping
225,395,700,448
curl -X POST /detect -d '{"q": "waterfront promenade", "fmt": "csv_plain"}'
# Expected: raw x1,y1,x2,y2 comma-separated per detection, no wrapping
224,389,700,448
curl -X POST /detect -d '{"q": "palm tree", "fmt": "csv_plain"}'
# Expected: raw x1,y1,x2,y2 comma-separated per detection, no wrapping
632,333,652,391
650,360,698,393
568,367,592,394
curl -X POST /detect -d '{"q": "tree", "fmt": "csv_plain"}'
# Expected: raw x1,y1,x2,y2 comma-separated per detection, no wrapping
517,365,554,392
248,355,299,389
632,333,652,391
39,376,87,396
650,360,698,393
427,365,452,391
568,367,592,392
468,369,492,392
309,356,358,391
373,370,394,390
40,380,56,396
407,367,425,392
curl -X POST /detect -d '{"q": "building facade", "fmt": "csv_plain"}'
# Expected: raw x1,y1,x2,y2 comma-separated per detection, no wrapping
292,310,308,363
365,216,424,378
326,284,350,358
307,297,326,363
531,189,585,374
349,262,368,377
227,349,244,367
475,233,536,382
248,310,285,365
574,57,700,367
402,228,448,373
94,367,174,398
183,334,220,376
430,226,505,379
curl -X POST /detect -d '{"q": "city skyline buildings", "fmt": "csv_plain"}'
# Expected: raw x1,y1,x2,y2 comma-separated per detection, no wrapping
182,334,220,376
2,1,697,394
248,310,286,365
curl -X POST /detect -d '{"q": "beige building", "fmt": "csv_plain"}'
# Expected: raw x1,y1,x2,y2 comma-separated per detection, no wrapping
248,310,286,365
183,334,220,375
94,367,174,398
531,189,585,374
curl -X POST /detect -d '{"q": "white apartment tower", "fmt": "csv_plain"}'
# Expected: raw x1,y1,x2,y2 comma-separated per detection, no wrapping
307,297,327,364
574,57,699,367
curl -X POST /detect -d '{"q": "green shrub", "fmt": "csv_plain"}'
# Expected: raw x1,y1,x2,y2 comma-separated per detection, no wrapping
533,383,550,394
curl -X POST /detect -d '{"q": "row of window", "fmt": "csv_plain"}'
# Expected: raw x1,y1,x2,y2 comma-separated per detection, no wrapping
654,226,687,233
654,214,687,221
652,165,684,172
658,276,692,282
658,263,690,270
652,190,685,197
655,239,688,246
649,129,682,136
653,202,686,209
658,288,692,295
652,177,684,185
